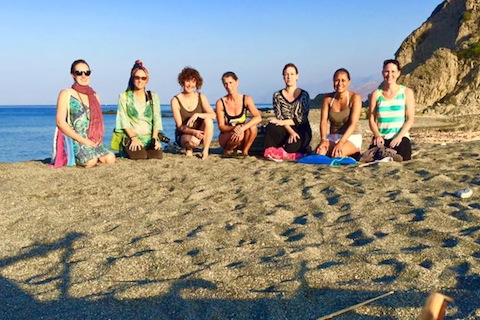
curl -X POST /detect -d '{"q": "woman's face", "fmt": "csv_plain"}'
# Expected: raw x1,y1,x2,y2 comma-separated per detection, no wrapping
133,69,149,90
183,78,197,93
382,63,400,85
333,71,350,93
222,76,238,95
283,66,298,87
72,62,91,86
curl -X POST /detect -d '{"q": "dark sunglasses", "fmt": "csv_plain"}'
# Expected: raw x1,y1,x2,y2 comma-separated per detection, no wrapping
74,70,91,76
134,76,147,81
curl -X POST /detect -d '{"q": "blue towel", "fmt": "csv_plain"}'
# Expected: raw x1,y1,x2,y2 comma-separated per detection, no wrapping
298,155,357,166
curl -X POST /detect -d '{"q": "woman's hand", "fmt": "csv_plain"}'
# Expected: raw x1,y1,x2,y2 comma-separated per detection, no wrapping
153,138,161,150
187,113,200,127
82,138,100,148
287,131,300,144
269,118,284,126
373,135,384,147
231,127,245,142
389,136,402,148
193,129,204,140
332,141,345,158
128,137,143,151
316,140,329,155
230,125,245,142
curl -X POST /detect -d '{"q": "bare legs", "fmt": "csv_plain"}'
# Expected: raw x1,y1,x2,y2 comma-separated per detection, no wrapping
317,140,359,157
219,125,258,156
180,118,214,159
82,152,116,168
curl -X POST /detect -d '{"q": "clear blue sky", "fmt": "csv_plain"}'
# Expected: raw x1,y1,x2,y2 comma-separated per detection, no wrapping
0,0,443,105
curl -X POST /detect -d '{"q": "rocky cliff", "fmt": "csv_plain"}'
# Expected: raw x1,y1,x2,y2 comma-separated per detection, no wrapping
396,0,480,114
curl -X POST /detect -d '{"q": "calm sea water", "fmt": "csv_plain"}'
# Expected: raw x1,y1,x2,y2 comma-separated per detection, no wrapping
0,104,272,163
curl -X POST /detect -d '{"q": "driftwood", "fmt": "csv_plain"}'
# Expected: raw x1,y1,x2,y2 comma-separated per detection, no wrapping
317,291,395,320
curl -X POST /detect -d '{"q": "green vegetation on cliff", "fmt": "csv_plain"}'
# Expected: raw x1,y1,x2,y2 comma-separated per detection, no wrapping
457,41,480,60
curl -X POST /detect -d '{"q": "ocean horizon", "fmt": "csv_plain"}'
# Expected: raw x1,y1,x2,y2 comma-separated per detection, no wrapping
0,104,273,163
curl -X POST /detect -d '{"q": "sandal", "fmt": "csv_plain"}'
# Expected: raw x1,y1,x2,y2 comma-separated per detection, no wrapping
233,150,246,158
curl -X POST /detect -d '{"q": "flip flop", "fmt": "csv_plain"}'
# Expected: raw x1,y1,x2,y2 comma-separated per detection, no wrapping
220,151,235,158
233,150,247,158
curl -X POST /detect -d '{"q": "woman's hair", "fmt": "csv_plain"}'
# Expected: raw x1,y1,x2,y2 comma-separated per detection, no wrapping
70,59,89,74
178,67,203,89
127,60,149,90
383,59,402,71
222,71,238,81
282,63,298,75
333,68,351,80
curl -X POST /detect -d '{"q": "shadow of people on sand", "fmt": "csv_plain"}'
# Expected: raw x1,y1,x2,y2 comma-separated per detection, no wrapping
1,232,479,319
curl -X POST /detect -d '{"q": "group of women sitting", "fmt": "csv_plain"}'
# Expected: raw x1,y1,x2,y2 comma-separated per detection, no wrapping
52,59,415,167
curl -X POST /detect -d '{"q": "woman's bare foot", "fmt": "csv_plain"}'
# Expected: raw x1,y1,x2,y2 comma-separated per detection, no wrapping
201,150,209,160
185,149,193,157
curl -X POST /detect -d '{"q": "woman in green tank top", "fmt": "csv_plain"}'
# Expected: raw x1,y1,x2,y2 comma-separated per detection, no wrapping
368,59,416,161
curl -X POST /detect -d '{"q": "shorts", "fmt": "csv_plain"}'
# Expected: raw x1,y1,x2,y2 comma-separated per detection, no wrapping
327,133,362,150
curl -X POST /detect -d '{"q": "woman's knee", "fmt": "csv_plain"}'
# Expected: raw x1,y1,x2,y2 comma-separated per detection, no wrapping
101,152,116,164
202,118,214,132
183,137,200,149
248,125,258,136
81,158,99,168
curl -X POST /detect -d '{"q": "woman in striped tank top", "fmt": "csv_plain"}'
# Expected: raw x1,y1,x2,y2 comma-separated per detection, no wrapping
368,59,416,161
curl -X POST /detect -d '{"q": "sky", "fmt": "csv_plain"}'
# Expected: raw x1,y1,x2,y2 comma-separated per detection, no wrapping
0,0,443,105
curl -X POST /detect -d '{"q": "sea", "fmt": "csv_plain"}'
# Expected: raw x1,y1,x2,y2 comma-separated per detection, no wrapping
0,104,273,163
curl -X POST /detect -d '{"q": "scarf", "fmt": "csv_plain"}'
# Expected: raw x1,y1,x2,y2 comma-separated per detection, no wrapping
72,83,104,143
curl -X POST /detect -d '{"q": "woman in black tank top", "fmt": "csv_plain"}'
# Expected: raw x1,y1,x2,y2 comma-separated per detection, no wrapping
215,71,262,157
170,67,216,159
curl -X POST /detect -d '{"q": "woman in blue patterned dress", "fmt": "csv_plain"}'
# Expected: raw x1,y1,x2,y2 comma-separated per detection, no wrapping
55,59,115,167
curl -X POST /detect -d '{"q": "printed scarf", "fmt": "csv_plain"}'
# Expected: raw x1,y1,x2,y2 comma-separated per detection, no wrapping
72,83,104,143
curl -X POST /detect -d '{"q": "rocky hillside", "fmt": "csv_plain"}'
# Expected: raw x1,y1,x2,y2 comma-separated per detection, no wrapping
396,0,480,114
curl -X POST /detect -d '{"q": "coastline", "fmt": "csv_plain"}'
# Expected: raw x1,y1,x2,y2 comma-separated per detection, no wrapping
0,111,479,319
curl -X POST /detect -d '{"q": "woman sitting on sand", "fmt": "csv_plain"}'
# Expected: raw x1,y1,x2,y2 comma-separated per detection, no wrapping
216,71,262,157
368,59,415,161
263,63,312,159
52,59,115,168
316,68,363,158
114,60,163,160
171,67,216,159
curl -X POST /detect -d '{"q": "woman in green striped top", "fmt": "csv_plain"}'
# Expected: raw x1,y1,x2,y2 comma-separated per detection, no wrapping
368,59,416,161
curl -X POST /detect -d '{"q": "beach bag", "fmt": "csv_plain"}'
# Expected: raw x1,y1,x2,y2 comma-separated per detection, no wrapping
50,89,76,168
110,129,125,151
298,154,357,166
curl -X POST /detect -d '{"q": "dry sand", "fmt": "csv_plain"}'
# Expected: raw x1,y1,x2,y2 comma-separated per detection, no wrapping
0,110,479,319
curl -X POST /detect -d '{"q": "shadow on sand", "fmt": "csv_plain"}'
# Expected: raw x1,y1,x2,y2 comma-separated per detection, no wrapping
0,232,478,319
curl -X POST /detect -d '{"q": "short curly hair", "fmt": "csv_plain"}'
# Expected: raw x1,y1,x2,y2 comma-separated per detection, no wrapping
178,67,203,90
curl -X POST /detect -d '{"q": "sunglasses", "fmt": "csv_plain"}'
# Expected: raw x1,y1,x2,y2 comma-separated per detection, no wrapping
134,76,147,81
74,70,91,76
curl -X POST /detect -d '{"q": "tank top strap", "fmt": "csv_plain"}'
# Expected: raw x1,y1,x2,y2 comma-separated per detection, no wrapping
196,93,203,112
329,91,350,108
174,95,184,109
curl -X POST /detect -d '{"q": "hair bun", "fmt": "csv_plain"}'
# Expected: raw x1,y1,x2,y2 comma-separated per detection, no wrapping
133,60,143,68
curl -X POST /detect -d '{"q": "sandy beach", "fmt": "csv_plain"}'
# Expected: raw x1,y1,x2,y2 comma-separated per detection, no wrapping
0,110,479,319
